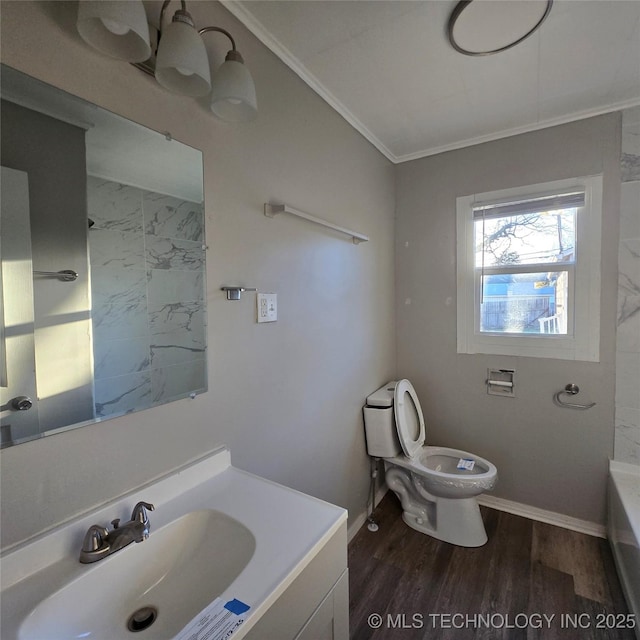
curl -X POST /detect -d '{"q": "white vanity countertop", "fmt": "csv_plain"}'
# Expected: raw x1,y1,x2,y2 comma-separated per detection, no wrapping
1,447,348,640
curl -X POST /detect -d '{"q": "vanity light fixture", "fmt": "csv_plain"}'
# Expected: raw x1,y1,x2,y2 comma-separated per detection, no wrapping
154,4,212,96
448,0,553,56
76,0,151,62
204,28,257,123
76,0,257,122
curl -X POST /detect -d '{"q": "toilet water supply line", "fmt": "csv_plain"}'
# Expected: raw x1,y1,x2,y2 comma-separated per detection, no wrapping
367,457,380,532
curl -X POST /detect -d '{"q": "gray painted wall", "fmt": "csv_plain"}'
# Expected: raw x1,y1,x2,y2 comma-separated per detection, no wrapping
395,115,621,524
0,1,396,549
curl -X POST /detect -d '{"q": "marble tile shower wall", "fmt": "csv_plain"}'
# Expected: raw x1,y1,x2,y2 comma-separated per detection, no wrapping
87,176,206,419
616,107,640,465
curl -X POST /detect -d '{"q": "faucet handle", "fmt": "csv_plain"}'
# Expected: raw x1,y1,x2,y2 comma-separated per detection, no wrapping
81,524,109,553
131,501,155,525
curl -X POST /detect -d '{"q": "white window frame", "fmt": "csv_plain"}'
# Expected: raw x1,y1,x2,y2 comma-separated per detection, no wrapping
456,175,602,361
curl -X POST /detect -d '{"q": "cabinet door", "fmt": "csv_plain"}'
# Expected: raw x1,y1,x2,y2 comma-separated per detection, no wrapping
295,570,349,640
294,590,334,640
331,570,349,639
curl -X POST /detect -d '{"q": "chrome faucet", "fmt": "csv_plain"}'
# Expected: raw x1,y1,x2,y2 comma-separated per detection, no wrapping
79,501,155,564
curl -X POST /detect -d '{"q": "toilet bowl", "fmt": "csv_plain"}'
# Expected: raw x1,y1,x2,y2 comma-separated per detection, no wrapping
364,379,497,547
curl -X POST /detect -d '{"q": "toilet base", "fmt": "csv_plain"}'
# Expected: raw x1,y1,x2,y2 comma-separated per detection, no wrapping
400,497,487,547
385,464,489,547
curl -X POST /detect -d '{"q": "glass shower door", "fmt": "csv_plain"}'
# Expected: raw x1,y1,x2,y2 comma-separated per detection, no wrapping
1,166,40,445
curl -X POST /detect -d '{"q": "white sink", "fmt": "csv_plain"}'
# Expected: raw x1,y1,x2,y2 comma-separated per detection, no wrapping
1,447,347,640
18,510,255,639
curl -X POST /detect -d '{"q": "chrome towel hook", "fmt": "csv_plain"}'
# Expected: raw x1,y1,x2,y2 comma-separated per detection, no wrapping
553,384,596,410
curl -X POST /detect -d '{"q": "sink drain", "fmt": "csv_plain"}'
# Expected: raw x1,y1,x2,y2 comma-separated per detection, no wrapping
127,606,158,632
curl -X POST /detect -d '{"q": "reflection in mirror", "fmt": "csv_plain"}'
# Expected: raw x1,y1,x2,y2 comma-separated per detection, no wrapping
0,65,207,448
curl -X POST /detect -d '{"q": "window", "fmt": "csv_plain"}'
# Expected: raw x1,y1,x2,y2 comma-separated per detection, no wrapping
457,176,602,361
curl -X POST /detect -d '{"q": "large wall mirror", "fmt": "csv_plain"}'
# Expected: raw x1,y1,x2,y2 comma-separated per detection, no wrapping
0,65,207,448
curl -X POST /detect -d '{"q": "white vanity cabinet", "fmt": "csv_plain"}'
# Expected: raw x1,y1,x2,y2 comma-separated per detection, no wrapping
245,523,349,640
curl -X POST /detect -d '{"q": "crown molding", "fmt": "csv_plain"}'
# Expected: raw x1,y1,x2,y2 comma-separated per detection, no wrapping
221,0,397,163
395,96,640,163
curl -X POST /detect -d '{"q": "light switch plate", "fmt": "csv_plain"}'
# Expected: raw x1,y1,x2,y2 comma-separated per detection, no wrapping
257,293,277,323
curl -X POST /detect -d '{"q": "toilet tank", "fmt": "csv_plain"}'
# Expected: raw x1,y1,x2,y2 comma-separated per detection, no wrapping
364,381,401,458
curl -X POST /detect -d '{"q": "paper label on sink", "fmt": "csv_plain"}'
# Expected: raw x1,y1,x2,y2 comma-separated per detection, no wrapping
174,597,250,640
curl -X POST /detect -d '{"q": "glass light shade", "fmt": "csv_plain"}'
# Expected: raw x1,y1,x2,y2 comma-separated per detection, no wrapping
77,0,151,63
210,59,258,122
155,21,211,97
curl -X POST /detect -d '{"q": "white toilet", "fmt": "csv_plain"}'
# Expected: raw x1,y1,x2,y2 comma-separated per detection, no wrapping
364,379,497,547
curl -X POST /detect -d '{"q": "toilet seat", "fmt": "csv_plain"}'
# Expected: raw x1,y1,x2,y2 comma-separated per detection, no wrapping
394,379,425,458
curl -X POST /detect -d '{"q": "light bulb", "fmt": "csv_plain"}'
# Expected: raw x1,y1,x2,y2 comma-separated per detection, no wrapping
100,18,131,36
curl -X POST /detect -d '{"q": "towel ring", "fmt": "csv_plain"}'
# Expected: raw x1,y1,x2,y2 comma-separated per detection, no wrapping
553,384,596,410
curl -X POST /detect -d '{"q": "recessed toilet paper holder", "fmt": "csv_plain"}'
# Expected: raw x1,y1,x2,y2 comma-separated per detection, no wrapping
486,369,515,397
553,383,596,410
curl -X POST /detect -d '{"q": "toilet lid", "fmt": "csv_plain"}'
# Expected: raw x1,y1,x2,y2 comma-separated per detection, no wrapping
394,379,425,458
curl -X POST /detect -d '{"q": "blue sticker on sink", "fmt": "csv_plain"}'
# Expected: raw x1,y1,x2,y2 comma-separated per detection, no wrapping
224,599,250,615
175,597,251,639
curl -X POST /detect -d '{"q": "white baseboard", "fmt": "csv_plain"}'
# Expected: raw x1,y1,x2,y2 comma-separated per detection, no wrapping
477,494,607,539
349,489,606,541
348,484,388,542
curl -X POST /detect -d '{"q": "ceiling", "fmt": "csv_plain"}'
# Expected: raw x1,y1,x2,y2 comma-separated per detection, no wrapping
223,0,640,163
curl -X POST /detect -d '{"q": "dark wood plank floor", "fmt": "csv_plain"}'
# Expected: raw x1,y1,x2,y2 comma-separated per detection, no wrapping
349,493,636,640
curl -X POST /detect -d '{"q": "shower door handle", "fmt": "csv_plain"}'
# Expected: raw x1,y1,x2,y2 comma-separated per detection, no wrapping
10,396,33,411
